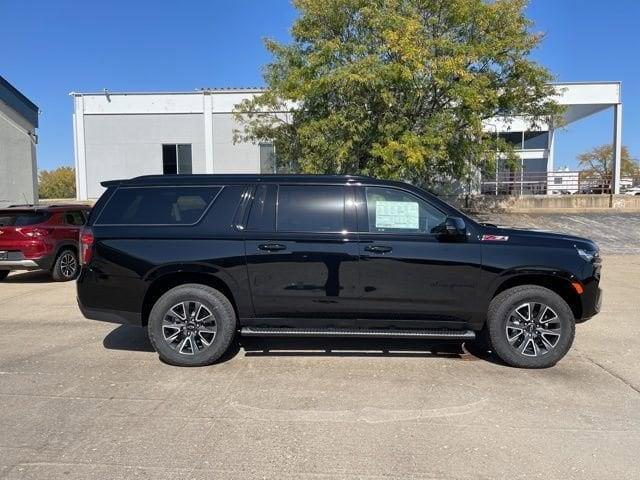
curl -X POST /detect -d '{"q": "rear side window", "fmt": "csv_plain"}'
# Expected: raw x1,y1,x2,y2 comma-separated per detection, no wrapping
96,187,220,225
0,211,52,226
277,185,345,233
64,211,86,226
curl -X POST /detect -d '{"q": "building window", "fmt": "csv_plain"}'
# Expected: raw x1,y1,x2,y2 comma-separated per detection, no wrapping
162,144,192,175
523,131,549,150
499,131,523,149
259,143,276,174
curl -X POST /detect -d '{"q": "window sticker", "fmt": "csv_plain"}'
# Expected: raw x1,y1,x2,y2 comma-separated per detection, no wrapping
375,201,419,229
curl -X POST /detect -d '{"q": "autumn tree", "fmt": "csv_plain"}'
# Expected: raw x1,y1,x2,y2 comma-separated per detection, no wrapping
38,167,76,199
234,0,562,186
577,144,638,178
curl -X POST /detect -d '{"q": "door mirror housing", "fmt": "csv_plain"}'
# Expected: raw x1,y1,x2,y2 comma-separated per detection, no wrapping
434,216,466,237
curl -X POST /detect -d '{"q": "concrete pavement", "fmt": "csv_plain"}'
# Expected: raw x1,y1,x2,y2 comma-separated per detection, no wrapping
0,256,639,479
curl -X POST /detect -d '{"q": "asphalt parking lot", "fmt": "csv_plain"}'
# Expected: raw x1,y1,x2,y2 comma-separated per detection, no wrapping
1,215,640,479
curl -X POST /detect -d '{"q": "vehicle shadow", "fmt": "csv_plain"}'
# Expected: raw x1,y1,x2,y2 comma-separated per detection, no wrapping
3,271,52,283
102,324,502,365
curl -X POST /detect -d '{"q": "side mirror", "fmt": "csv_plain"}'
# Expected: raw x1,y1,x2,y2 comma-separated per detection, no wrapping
434,216,466,237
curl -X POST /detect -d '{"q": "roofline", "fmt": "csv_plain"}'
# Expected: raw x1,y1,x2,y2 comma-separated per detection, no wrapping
101,174,376,188
552,81,621,86
69,88,266,97
0,75,39,127
68,81,622,98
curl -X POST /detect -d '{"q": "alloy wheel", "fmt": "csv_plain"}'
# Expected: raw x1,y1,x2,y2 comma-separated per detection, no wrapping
505,302,562,357
60,252,78,278
162,301,217,355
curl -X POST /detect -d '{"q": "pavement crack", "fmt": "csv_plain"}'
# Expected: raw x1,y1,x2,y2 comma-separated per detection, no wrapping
579,351,640,395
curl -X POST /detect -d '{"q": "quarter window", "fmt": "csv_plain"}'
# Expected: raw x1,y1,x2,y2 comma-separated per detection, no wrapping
365,187,446,234
277,185,345,232
97,186,219,225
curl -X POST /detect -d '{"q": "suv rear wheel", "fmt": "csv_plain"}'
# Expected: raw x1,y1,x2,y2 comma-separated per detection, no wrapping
51,249,79,281
486,285,575,368
0,271,9,281
148,284,236,367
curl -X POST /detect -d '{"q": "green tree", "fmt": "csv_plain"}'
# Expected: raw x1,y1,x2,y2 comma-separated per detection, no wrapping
577,144,638,178
234,0,562,185
38,167,76,199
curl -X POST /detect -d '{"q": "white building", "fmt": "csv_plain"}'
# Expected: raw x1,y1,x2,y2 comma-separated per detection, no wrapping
0,76,39,206
71,81,623,200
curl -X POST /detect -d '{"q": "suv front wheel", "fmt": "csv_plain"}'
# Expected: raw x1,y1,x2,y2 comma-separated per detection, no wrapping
486,285,575,368
148,284,236,367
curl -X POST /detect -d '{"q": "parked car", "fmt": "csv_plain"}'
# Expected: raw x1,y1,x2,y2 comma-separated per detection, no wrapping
624,187,640,195
0,204,91,281
77,175,602,369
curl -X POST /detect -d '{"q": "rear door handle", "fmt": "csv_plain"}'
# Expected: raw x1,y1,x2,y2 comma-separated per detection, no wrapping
258,243,287,252
364,245,393,254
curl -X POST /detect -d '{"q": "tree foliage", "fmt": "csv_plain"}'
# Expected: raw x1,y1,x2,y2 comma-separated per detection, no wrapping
577,144,638,178
235,0,562,186
38,167,76,199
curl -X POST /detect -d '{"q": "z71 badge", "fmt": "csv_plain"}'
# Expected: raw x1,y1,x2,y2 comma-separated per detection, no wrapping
481,234,509,242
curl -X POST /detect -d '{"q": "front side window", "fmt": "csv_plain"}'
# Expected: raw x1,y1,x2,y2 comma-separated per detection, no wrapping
277,185,345,233
365,187,446,234
97,186,219,225
162,144,192,175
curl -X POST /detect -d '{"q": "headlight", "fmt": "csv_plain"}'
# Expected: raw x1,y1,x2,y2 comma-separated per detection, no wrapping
576,248,598,263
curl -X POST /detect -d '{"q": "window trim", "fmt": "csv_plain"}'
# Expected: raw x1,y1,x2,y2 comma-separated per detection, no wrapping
94,185,223,227
275,184,348,234
359,185,447,237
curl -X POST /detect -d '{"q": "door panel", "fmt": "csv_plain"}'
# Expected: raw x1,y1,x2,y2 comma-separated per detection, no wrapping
244,184,360,325
245,234,360,322
356,186,482,328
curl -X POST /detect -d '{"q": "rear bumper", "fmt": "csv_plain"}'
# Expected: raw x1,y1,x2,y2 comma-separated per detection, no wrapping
77,297,142,326
0,259,40,270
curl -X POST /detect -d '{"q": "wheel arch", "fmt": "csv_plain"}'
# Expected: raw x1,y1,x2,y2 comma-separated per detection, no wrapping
141,271,239,326
491,273,582,320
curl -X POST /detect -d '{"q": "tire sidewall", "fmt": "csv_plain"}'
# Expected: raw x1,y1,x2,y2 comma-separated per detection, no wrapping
148,284,236,367
51,249,79,281
488,286,575,368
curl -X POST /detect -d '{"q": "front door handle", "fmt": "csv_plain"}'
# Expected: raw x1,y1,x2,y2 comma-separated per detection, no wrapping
258,243,287,252
364,245,393,254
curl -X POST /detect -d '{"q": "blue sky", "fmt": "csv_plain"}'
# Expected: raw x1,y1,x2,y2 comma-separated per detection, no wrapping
1,0,637,171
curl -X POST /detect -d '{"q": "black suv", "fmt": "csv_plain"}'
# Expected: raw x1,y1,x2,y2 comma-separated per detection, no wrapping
77,175,602,368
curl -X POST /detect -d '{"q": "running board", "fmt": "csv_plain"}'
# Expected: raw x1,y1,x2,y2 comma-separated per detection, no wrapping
240,327,475,340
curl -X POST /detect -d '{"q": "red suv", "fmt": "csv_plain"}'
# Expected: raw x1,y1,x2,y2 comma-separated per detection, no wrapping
0,204,91,282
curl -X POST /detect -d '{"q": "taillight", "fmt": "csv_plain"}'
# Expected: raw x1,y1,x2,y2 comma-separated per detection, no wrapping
17,227,51,237
80,227,94,265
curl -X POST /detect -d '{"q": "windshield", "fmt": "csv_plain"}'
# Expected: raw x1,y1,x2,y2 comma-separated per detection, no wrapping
0,211,52,227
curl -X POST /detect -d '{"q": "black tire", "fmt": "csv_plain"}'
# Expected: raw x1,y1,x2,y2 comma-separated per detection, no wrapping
148,284,236,367
486,285,575,368
0,270,9,281
51,249,79,282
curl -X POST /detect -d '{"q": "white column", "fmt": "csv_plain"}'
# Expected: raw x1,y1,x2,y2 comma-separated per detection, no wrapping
546,127,555,195
203,92,214,173
612,103,622,195
72,95,88,201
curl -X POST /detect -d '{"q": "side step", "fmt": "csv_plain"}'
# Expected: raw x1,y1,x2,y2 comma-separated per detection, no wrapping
240,327,475,340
